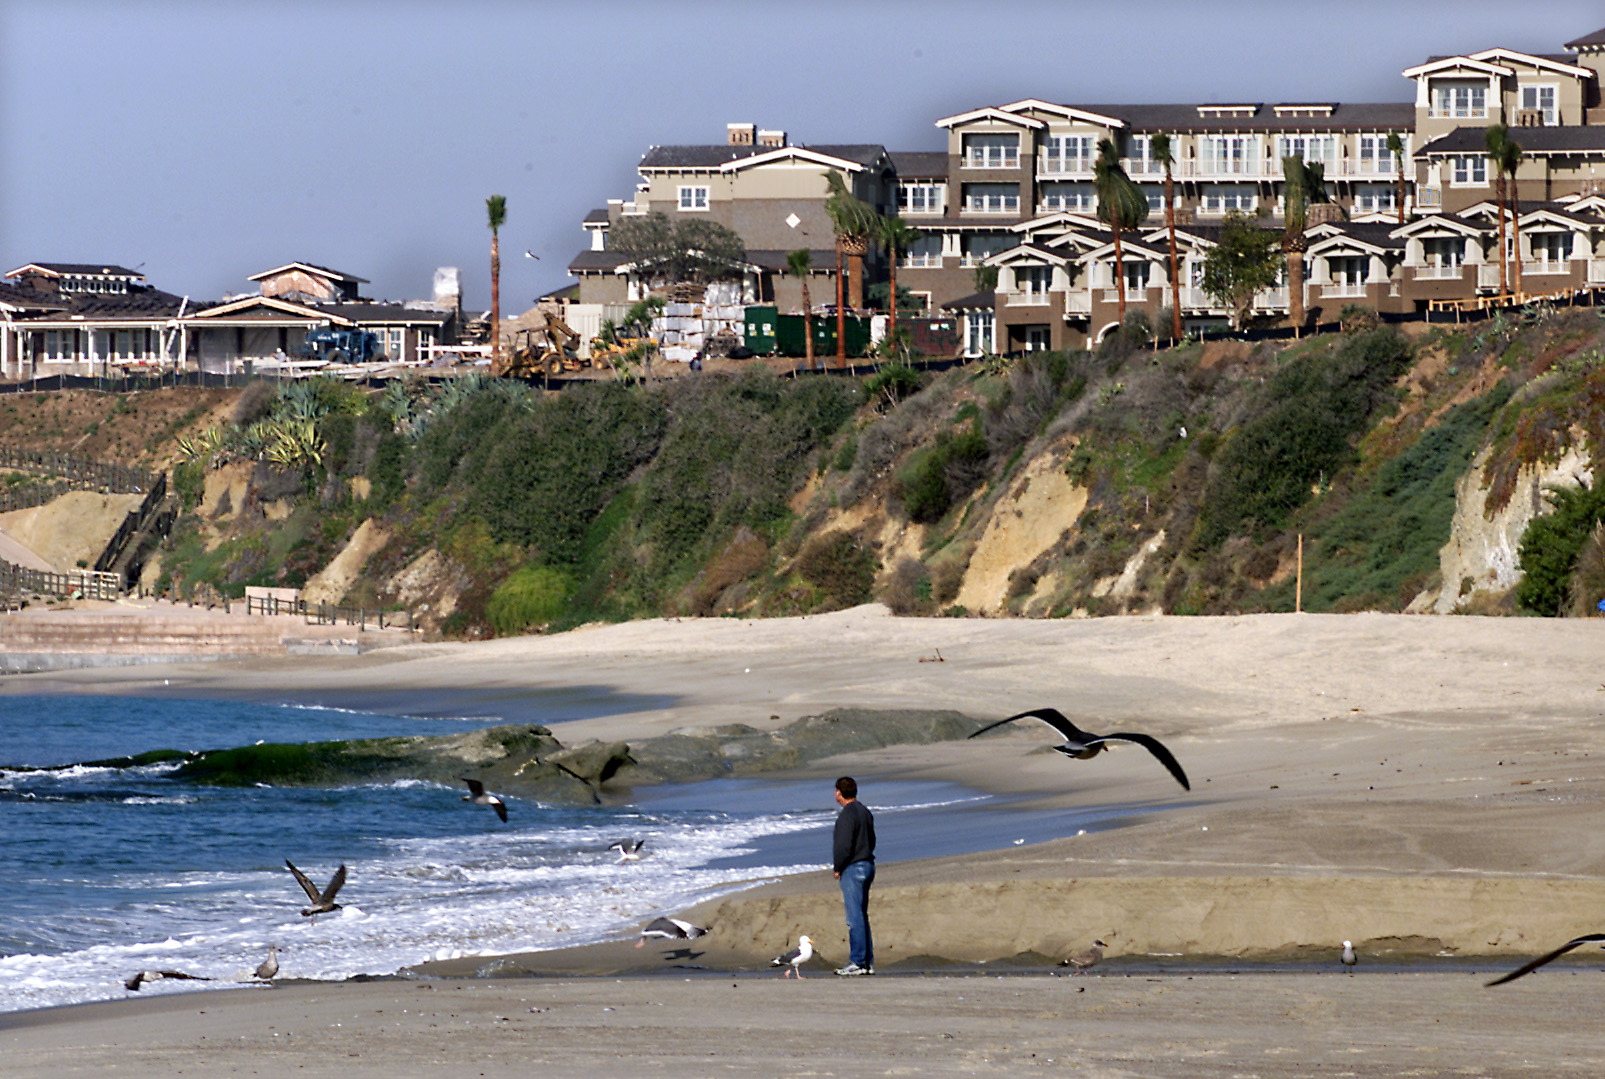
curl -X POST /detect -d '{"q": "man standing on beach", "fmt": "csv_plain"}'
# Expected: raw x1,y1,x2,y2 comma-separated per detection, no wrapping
832,776,875,976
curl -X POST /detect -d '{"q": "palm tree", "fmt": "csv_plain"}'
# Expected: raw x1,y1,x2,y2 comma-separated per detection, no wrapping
1486,125,1511,295
1094,137,1150,322
1385,132,1407,225
486,194,507,374
1281,156,1331,334
824,171,880,366
787,248,816,371
876,215,923,341
1151,132,1182,341
1494,133,1525,296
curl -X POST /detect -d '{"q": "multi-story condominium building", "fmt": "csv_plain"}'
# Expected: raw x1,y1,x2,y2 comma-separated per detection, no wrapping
562,23,1605,357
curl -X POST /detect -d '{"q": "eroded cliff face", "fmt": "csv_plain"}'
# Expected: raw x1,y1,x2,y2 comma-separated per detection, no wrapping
1423,441,1594,613
955,448,1087,615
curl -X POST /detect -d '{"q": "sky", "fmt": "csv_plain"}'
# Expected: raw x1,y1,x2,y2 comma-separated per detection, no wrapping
4,0,1604,312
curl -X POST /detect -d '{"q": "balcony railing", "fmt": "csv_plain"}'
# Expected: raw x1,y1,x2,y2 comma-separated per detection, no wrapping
1063,293,1091,314
1005,293,1051,306
1589,261,1605,285
1039,156,1092,176
963,153,1019,169
1179,287,1214,309
1478,264,1504,288
1321,283,1369,298
1413,264,1466,280
1522,260,1572,276
1252,287,1289,309
1417,187,1443,208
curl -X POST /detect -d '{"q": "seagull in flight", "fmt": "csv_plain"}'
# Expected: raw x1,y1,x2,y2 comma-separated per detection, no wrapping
610,839,645,864
460,777,508,822
124,969,211,992
636,917,709,948
286,860,346,921
1487,933,1605,986
967,707,1190,790
770,935,813,978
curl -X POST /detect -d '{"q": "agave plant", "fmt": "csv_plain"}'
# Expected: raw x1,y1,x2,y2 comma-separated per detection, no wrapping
236,420,277,461
176,425,228,467
265,417,325,472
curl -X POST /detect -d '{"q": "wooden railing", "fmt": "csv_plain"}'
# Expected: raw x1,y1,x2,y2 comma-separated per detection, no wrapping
245,593,416,632
0,559,122,601
0,447,158,495
94,472,168,577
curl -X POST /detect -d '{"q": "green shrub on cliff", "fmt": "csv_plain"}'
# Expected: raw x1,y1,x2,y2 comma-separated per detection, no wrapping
1516,482,1605,616
486,564,571,635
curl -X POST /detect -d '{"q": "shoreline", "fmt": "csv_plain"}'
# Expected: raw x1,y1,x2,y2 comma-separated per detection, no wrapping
5,608,1605,1071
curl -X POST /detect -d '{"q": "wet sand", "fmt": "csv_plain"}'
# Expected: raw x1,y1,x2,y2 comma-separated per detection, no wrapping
6,608,1605,1073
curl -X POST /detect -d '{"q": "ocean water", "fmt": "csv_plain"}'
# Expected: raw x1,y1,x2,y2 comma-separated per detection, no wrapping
0,694,1154,1014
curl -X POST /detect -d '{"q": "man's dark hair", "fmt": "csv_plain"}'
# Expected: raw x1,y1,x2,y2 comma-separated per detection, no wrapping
835,776,857,800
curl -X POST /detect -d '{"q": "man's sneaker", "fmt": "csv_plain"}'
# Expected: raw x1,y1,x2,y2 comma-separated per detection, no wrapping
835,963,869,976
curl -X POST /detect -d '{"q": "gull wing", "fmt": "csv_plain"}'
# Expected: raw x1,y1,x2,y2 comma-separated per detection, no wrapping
492,800,508,823
1486,933,1605,986
321,864,348,903
285,860,324,905
1095,732,1191,790
968,708,1083,742
462,777,486,798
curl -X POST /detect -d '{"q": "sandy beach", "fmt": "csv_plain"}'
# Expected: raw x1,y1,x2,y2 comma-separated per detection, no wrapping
6,606,1605,1074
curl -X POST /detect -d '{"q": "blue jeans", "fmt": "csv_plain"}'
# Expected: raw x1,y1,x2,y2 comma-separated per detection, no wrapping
839,860,874,968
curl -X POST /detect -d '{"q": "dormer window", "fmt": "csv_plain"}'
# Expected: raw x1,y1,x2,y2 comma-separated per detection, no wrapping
1517,84,1557,126
963,133,1019,169
1197,104,1259,118
1431,81,1486,118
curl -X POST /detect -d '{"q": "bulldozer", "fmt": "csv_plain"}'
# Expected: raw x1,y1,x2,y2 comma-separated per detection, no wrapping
499,308,581,378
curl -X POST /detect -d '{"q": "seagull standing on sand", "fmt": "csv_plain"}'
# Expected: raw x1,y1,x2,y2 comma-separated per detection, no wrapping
253,945,280,982
286,860,346,921
460,777,508,822
1487,933,1605,986
635,917,709,948
1061,940,1107,971
968,708,1190,790
771,935,813,978
610,839,645,864
1341,941,1357,969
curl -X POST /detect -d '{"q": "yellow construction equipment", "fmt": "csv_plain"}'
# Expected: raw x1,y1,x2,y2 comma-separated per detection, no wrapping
499,309,581,377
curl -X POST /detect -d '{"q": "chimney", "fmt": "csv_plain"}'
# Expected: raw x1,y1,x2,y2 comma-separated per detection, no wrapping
727,123,755,146
433,267,462,314
758,129,787,148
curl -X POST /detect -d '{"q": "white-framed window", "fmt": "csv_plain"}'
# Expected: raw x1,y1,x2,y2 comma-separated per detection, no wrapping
677,185,709,211
1330,255,1369,286
1038,181,1096,213
1141,184,1178,215
899,182,945,215
43,329,77,360
1041,134,1093,174
902,234,942,268
113,329,149,360
416,328,435,355
1128,134,1155,176
1121,261,1151,291
370,327,402,357
1278,134,1338,171
1424,237,1464,268
1450,155,1487,186
1518,83,1558,126
963,132,1019,169
963,183,1019,214
903,291,932,314
1353,184,1399,215
1432,81,1487,118
961,232,1011,266
1199,184,1257,215
1015,265,1051,301
1023,326,1050,351
1357,134,1408,176
1202,135,1259,175
964,308,995,356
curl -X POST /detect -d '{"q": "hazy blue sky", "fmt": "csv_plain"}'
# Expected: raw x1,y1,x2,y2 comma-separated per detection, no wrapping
4,0,1603,311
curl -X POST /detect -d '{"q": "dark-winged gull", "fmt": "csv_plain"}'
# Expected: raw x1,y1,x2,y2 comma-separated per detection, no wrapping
968,707,1190,790
635,917,709,948
460,777,508,822
1487,933,1605,986
1061,940,1107,971
253,945,280,982
609,839,645,864
286,859,346,921
1341,941,1357,968
770,935,813,978
124,969,211,992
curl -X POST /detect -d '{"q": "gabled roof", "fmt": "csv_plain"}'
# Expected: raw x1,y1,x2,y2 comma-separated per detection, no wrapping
1053,101,1413,134
1419,125,1605,156
5,262,145,281
583,208,611,226
983,243,1076,268
323,302,452,326
1467,47,1593,78
1565,26,1605,50
187,295,352,324
1077,233,1169,262
246,262,368,285
1517,204,1605,229
719,145,880,174
1392,213,1486,238
996,99,1126,129
1010,210,1103,235
934,106,1046,130
567,250,632,273
888,151,948,178
537,283,581,303
1402,55,1513,79
941,290,995,311
0,281,69,311
1302,222,1404,253
638,143,887,171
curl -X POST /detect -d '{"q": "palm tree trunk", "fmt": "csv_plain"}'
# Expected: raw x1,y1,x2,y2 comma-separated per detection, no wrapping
1287,248,1304,333
1510,182,1522,297
888,247,899,342
835,240,846,368
1395,163,1406,225
801,277,815,370
1494,174,1509,296
490,233,502,375
848,253,864,310
1164,168,1181,341
1112,225,1127,324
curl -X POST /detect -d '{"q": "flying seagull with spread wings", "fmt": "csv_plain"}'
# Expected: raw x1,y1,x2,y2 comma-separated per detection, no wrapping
636,917,709,948
285,860,346,921
124,969,211,992
1487,933,1605,986
968,707,1190,790
460,777,508,822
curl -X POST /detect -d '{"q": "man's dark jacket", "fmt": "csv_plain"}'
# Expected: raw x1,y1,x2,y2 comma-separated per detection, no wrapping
833,799,876,875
